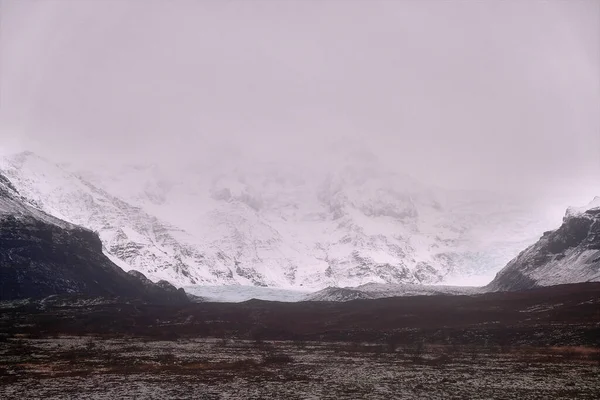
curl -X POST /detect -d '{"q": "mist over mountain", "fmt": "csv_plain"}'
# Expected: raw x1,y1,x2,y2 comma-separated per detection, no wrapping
0,0,598,291
0,0,598,202
0,149,564,290
0,167,189,303
1,3,600,397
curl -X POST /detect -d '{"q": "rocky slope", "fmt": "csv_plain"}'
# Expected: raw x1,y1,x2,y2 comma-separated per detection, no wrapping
306,282,481,301
0,171,188,303
1,150,556,289
488,197,600,291
0,152,236,287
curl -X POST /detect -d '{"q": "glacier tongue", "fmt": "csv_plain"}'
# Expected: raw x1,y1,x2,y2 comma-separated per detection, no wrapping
0,151,556,289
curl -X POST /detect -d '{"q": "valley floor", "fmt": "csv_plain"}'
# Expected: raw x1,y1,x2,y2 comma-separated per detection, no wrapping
1,337,599,399
1,283,599,399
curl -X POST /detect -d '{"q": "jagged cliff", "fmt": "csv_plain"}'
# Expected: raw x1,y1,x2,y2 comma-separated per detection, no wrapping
0,172,188,303
488,197,600,291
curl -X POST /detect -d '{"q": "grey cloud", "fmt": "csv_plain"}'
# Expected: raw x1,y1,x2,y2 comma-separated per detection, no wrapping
0,0,598,204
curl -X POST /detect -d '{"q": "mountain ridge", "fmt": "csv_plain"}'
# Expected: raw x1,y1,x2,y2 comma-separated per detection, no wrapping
1,150,557,289
487,197,600,291
0,170,189,303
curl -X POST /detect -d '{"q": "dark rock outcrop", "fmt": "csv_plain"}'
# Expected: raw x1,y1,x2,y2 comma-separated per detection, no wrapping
0,173,188,303
487,200,600,291
307,287,376,301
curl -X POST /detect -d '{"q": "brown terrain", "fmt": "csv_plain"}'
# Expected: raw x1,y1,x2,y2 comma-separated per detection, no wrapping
1,282,600,399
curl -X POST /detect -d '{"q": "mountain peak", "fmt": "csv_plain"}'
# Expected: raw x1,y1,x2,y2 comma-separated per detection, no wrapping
565,196,600,219
489,200,600,292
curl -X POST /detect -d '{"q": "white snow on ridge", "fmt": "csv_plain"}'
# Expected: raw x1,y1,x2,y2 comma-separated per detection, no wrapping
565,196,600,218
0,152,240,286
0,167,77,230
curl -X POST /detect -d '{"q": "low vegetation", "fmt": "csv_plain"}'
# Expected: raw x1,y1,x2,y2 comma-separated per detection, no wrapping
1,337,599,399
0,283,599,398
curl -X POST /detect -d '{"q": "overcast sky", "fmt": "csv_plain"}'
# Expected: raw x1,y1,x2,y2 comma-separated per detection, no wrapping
0,0,599,203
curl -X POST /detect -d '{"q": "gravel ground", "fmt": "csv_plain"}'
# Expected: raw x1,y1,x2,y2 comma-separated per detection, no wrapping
1,337,599,399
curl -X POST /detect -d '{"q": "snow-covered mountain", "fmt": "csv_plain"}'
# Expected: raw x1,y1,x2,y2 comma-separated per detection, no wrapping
0,151,240,287
0,170,188,303
488,197,600,291
0,150,556,289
